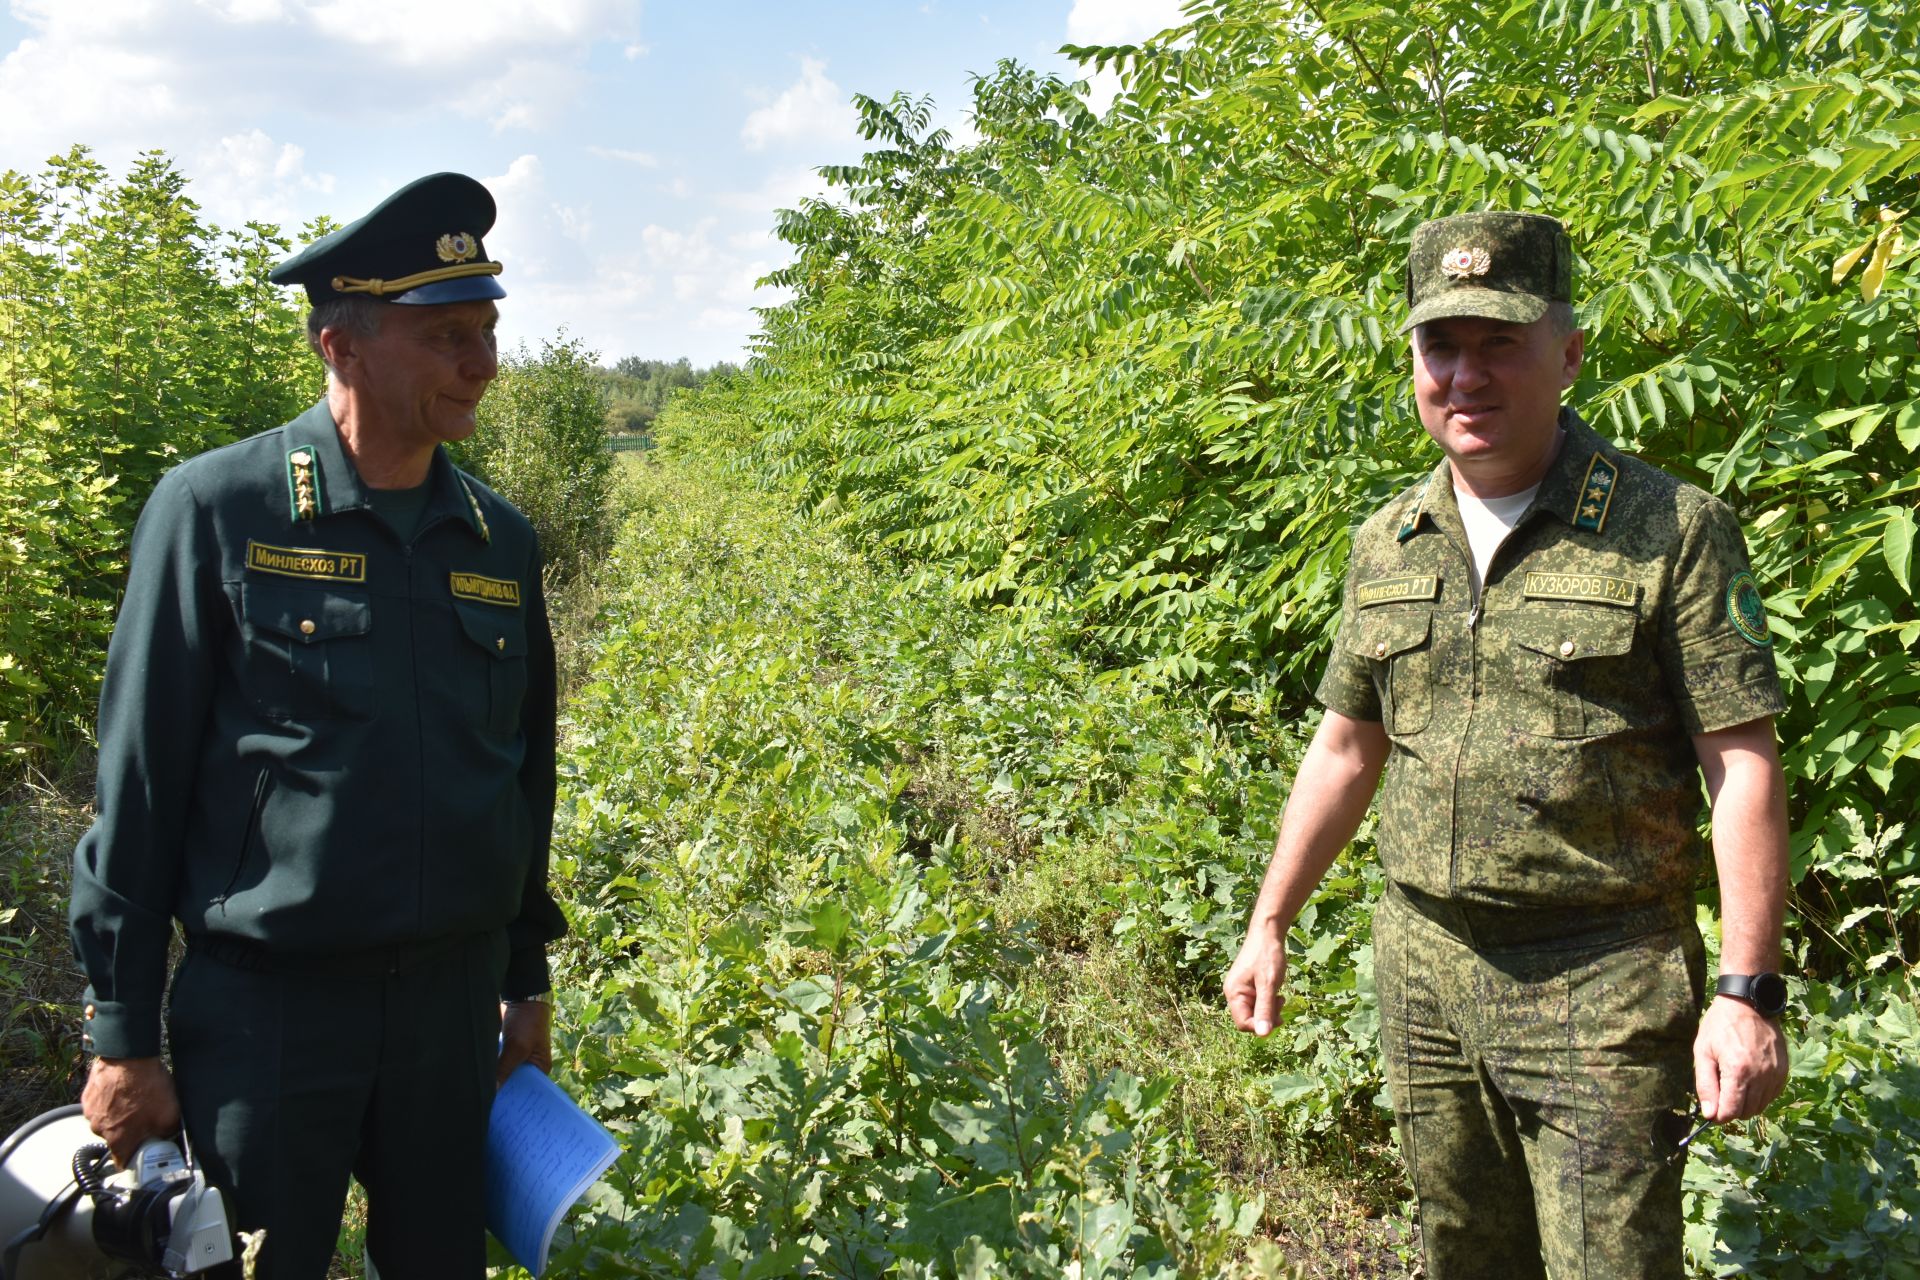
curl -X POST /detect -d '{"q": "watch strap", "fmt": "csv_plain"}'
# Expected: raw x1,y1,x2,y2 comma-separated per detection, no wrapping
1715,972,1788,1018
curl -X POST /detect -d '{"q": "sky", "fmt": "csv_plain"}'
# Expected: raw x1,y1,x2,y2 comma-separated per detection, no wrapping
0,0,1188,367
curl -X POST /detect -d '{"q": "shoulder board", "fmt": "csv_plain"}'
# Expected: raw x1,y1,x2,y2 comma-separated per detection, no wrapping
1573,452,1620,534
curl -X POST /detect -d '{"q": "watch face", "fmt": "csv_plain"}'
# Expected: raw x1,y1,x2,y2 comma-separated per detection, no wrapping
1752,972,1789,1016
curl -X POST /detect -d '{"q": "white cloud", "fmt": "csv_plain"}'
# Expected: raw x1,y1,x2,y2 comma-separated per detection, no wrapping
715,166,834,215
1065,0,1189,114
640,219,718,269
1065,0,1188,44
194,0,288,21
303,0,638,68
0,0,643,162
588,146,659,167
452,57,588,132
191,128,335,226
740,56,858,152
0,28,184,160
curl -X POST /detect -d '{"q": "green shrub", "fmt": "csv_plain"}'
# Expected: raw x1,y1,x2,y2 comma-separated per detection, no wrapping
539,446,1264,1276
0,148,316,768
458,334,615,579
684,0,1920,1266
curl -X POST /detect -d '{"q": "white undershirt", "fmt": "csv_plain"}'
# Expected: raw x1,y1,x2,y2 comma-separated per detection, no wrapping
1455,480,1539,596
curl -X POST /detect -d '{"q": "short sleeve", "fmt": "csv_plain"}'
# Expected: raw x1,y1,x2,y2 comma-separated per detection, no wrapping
1314,566,1384,722
1655,495,1786,734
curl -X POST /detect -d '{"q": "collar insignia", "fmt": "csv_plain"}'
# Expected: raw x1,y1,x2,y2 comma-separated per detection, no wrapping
1441,246,1491,279
1572,452,1619,533
1398,473,1435,543
459,476,491,542
286,447,324,522
436,232,479,264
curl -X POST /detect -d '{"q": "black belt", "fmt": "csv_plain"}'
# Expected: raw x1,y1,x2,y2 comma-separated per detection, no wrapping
1388,882,1691,952
186,932,476,979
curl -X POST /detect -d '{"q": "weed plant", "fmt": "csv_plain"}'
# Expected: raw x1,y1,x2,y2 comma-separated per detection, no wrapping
533,446,1421,1276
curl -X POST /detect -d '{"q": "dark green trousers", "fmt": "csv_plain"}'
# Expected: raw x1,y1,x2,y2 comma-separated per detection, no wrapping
1374,886,1704,1280
167,933,505,1280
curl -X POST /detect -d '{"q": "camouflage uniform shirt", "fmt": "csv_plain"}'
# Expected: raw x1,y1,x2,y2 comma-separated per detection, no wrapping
1316,408,1784,912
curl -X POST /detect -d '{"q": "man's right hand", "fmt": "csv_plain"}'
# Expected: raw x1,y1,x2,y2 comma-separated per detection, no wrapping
81,1056,181,1166
1224,926,1289,1037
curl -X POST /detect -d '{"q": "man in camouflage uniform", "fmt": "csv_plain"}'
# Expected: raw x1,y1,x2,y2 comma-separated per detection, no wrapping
1223,212,1791,1278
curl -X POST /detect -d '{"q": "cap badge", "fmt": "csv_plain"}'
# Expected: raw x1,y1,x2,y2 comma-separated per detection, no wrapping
436,232,479,264
1441,246,1491,279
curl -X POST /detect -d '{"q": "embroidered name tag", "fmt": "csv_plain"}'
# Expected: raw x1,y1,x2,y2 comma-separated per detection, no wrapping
1523,572,1637,607
449,572,521,607
1357,575,1440,607
247,541,367,582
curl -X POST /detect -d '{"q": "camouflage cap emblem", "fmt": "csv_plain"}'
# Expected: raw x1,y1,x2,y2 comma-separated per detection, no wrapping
1441,247,1491,279
436,232,478,264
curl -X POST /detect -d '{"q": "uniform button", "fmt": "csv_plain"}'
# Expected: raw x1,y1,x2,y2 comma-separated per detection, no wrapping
300,619,317,636
1559,640,1575,657
1374,641,1388,658
81,1033,93,1048
496,637,506,651
84,1004,96,1020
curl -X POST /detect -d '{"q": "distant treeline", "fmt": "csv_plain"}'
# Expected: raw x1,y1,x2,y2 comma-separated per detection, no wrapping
599,356,741,435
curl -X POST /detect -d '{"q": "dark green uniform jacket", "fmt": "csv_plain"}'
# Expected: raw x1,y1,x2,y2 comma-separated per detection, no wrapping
1316,409,1785,914
71,401,567,1059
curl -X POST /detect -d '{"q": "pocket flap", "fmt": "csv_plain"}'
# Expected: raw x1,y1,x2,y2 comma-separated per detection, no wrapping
243,581,371,644
1513,605,1636,661
453,600,527,660
1350,610,1431,662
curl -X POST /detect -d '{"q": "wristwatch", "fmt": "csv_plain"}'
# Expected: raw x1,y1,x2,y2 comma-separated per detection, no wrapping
1715,972,1789,1018
505,991,553,1006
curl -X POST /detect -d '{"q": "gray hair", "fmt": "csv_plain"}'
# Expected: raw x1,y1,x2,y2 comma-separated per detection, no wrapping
1545,300,1579,338
306,297,386,372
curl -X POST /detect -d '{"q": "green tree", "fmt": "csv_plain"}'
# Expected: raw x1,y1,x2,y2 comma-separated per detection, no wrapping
709,1,1920,1268
457,334,616,577
0,148,314,765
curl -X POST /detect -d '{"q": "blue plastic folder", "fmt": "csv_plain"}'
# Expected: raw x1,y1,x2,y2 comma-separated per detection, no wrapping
486,1065,620,1276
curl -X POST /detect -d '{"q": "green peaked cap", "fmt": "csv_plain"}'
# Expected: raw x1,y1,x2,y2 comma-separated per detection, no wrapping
1402,211,1572,332
269,172,507,306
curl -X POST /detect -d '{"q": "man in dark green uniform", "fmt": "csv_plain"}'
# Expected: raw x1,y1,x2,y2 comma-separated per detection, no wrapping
1224,212,1791,1278
69,172,567,1278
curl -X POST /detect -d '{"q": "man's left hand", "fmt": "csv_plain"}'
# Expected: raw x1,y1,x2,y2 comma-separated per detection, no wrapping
497,998,553,1087
1693,996,1788,1122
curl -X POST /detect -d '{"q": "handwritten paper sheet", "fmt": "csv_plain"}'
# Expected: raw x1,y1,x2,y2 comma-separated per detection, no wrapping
485,1065,620,1276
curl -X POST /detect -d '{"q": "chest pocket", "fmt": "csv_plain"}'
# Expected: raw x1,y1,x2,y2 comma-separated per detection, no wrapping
1510,605,1639,738
453,600,528,736
1350,609,1433,735
239,581,374,720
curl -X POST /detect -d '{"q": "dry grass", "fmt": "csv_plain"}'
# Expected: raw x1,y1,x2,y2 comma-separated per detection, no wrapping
0,760,95,1138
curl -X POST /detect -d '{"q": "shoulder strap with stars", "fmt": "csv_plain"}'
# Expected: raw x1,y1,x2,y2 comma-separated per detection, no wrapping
285,447,325,522
1573,452,1620,534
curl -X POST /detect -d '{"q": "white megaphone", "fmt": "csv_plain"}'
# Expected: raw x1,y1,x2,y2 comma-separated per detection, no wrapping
0,1106,233,1279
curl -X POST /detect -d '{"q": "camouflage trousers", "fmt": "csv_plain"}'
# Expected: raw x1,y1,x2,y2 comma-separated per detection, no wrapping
1374,883,1705,1280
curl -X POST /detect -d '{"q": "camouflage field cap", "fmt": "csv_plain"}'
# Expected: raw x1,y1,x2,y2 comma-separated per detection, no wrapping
1402,211,1573,332
270,172,506,306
